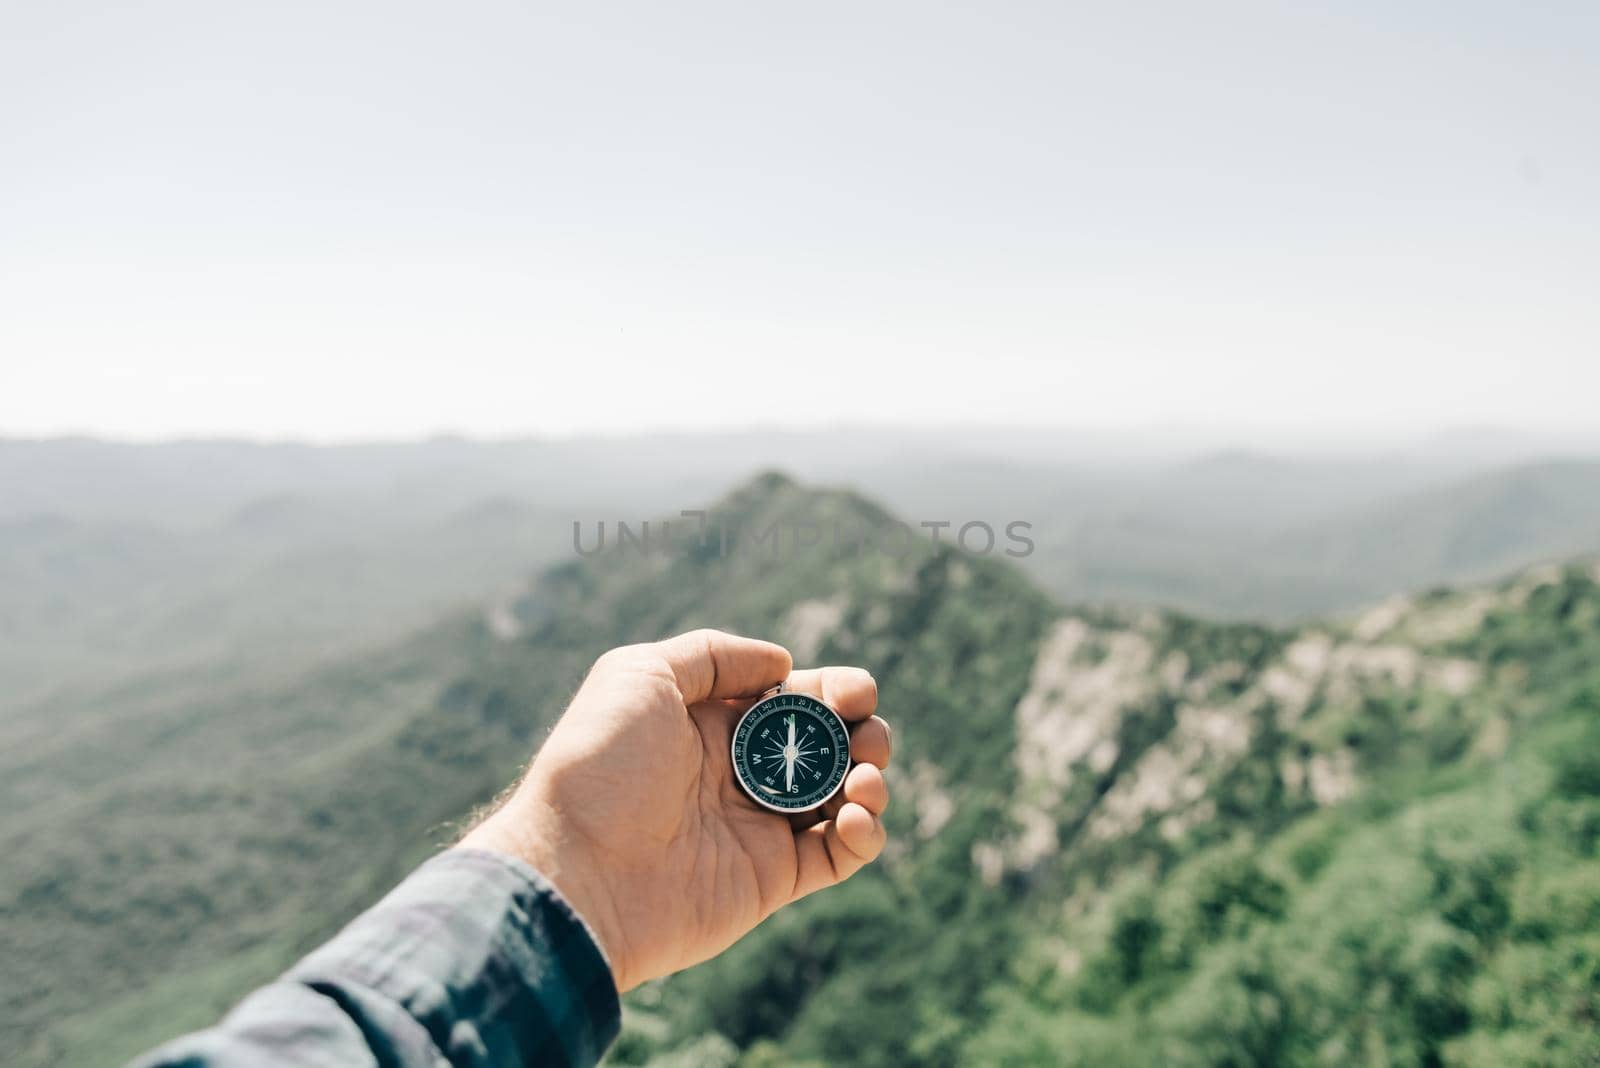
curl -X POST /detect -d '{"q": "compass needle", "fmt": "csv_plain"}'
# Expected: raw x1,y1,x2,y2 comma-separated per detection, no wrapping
731,692,851,813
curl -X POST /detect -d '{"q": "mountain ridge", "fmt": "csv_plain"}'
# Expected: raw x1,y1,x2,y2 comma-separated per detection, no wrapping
4,474,1598,1066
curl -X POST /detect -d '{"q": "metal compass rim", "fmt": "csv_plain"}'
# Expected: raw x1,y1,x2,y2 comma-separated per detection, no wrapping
730,690,851,814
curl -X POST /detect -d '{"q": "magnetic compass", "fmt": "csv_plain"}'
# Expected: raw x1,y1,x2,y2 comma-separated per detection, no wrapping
731,689,851,813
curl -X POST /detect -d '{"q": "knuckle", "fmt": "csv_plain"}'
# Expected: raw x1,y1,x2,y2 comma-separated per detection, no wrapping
591,642,649,677
678,626,726,648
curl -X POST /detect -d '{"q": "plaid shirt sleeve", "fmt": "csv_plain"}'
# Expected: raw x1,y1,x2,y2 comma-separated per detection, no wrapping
127,848,621,1068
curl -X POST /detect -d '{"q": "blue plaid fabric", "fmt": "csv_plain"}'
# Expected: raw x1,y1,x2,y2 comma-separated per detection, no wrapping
128,849,620,1068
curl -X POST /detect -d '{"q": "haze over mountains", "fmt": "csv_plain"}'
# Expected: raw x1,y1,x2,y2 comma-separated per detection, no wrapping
4,431,1598,703
5,431,1598,817
6,426,1596,524
4,469,1598,1067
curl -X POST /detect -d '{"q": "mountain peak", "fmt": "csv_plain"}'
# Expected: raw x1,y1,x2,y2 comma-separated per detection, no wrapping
708,469,892,530
727,468,798,500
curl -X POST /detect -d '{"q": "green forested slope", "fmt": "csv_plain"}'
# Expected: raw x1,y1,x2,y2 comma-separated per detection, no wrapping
6,474,1598,1067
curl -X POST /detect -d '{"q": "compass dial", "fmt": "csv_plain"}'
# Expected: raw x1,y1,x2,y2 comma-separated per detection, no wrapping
731,692,851,813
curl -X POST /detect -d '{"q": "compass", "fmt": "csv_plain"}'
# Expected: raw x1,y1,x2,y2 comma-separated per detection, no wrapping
731,689,851,813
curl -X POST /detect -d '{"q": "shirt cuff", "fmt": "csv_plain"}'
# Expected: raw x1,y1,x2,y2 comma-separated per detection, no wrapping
289,847,621,1068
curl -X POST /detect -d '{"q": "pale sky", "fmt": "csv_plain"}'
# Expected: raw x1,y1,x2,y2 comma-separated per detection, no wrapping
2,2,1596,442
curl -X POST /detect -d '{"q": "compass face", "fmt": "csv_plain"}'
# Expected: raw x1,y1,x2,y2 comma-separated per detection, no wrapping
731,692,851,813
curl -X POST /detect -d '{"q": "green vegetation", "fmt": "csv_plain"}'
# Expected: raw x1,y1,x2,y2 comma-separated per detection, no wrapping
3,474,1598,1066
616,551,1600,1066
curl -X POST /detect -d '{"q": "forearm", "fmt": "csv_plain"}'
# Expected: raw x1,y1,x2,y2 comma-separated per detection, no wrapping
128,849,620,1068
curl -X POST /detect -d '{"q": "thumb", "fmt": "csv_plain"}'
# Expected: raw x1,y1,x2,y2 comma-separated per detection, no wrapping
653,629,793,705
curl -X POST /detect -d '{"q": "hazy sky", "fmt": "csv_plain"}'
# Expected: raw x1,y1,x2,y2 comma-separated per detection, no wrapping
2,2,1596,442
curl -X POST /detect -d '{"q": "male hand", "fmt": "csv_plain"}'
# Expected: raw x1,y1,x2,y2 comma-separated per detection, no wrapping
459,629,893,991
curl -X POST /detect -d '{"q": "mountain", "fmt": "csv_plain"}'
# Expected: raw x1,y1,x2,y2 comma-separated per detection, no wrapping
5,475,1600,1066
1271,460,1600,596
1023,459,1600,621
5,437,1600,643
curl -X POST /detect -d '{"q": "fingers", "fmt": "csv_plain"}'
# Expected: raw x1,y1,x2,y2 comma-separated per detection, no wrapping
651,629,792,705
815,760,888,823
782,666,877,721
849,716,892,769
790,765,888,900
837,798,886,853
791,802,887,900
787,715,891,829
843,761,888,813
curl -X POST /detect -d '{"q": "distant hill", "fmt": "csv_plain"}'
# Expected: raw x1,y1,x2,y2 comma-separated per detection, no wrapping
1022,459,1600,620
5,475,1598,1066
1272,460,1600,594
5,438,1598,645
0,500,570,716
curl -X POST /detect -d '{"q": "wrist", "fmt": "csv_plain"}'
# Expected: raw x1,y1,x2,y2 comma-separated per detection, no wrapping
459,806,633,991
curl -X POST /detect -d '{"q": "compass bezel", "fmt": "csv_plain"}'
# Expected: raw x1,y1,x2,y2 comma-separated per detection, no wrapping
730,691,851,814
